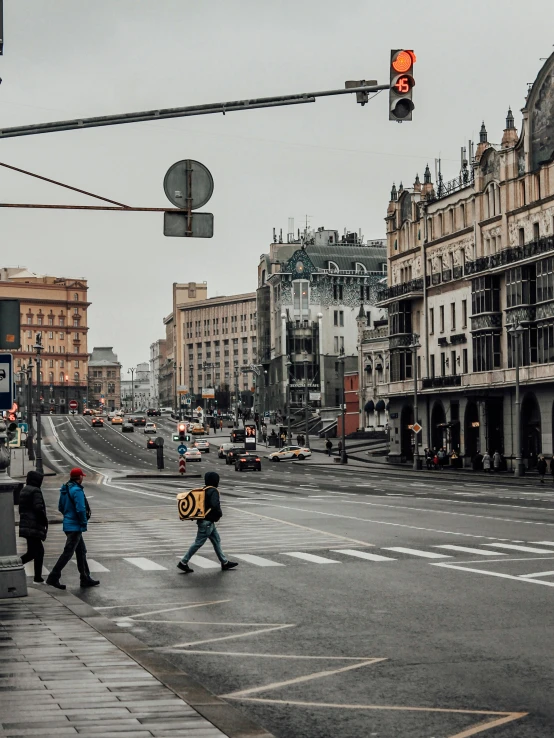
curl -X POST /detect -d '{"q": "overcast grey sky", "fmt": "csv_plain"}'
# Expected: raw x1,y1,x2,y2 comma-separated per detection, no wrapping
0,1,551,371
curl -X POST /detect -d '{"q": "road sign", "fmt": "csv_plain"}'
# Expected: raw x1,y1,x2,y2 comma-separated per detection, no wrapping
18,422,28,433
0,354,13,411
69,399,78,410
164,211,214,238
264,411,270,417
8,427,21,448
179,457,186,475
177,444,187,455
164,159,214,210
185,397,192,405
412,422,422,434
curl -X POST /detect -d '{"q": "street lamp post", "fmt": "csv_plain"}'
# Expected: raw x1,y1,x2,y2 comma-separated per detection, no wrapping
26,358,35,462
285,359,292,445
339,349,347,464
33,333,44,475
128,367,136,413
509,324,526,477
411,333,421,471
302,352,310,449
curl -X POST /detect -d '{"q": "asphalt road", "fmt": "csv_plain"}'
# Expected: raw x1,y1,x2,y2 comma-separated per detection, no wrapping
25,412,554,738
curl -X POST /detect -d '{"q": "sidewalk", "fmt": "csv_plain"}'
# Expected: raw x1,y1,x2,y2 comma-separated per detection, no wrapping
8,446,56,479
0,587,274,738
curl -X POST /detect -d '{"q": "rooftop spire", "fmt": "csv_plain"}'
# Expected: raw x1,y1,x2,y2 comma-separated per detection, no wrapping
390,183,398,201
398,181,404,193
479,121,488,143
424,164,431,184
357,301,366,321
506,107,515,129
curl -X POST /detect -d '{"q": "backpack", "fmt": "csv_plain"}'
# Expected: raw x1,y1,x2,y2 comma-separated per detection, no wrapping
176,486,212,521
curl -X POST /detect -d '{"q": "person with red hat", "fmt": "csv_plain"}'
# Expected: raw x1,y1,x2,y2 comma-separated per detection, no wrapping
46,468,99,590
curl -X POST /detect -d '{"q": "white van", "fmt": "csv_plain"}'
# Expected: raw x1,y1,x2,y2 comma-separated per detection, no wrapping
160,407,172,414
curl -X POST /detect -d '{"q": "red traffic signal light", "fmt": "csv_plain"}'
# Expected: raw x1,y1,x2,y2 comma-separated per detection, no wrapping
390,49,415,122
178,422,186,433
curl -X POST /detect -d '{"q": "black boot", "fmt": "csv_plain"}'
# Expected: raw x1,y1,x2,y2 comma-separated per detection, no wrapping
46,576,66,590
80,577,100,587
221,561,239,571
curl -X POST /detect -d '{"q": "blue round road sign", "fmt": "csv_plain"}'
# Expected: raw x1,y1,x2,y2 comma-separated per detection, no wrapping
178,444,187,455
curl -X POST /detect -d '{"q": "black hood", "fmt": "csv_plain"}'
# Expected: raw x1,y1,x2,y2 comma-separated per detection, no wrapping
204,471,220,488
26,470,44,488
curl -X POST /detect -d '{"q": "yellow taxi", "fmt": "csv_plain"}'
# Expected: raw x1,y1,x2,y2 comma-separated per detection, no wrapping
191,424,206,435
111,416,123,425
268,445,312,462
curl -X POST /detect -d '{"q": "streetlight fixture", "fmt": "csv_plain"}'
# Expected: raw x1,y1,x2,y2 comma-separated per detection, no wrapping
285,358,292,445
508,323,526,476
26,358,35,462
33,333,44,475
302,351,310,449
128,367,136,413
410,333,421,471
338,348,347,464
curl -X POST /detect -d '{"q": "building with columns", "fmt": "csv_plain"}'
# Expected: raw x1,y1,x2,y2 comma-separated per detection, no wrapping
257,227,387,414
375,52,554,466
88,347,121,412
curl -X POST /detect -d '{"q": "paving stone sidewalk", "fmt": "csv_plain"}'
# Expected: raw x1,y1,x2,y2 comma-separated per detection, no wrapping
0,587,273,738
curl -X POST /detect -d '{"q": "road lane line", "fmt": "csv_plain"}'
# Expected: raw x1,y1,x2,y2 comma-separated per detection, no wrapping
233,554,284,567
384,547,451,559
282,552,339,564
433,545,507,556
123,557,167,571
190,555,221,569
482,543,554,553
332,549,396,562
520,570,554,579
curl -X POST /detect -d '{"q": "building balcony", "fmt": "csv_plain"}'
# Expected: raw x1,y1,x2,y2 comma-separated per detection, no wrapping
422,375,462,389
377,278,423,306
465,237,554,275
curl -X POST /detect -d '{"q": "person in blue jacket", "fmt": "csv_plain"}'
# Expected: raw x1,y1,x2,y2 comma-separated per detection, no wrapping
46,467,99,590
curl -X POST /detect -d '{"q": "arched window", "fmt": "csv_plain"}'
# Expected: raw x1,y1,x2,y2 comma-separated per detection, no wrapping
427,218,433,241
519,180,526,207
460,203,466,228
449,210,454,233
59,373,64,383
355,262,367,274
49,372,54,383
74,293,79,301
328,261,339,273
437,214,443,237
74,372,79,382
535,174,541,202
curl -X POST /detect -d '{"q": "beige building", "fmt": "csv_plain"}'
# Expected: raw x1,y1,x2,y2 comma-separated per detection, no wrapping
0,267,89,413
88,347,121,412
375,52,554,467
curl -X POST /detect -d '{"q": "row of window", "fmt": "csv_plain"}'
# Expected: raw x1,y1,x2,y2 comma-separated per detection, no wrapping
90,370,118,378
429,301,468,334
184,312,256,339
28,372,83,384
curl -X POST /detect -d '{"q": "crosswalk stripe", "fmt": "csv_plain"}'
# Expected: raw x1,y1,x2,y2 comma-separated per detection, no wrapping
531,541,554,546
233,554,284,567
282,552,340,564
190,555,221,569
86,559,110,572
332,549,396,562
383,547,451,559
24,562,49,577
434,545,507,556
482,543,554,554
123,557,167,571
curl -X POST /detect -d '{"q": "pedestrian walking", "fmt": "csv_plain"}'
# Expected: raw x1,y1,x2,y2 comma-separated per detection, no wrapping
280,432,286,447
296,434,303,446
262,428,267,446
537,455,547,484
493,450,502,472
482,451,491,473
177,471,238,573
219,418,223,432
425,448,433,470
437,447,447,470
46,468,99,590
326,438,333,456
337,440,343,457
18,470,48,584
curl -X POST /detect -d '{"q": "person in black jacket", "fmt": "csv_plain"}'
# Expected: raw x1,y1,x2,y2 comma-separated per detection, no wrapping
177,471,238,574
18,470,48,583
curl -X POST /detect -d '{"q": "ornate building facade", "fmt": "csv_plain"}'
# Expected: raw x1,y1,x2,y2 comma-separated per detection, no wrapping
375,53,554,466
257,227,387,413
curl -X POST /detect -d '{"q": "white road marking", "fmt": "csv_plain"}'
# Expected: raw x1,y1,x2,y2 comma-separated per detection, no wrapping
520,570,554,579
432,561,554,587
190,555,221,569
384,547,451,559
233,554,284,567
86,559,110,572
282,552,339,564
332,549,396,562
24,562,49,577
433,545,507,556
124,557,167,571
482,543,554,554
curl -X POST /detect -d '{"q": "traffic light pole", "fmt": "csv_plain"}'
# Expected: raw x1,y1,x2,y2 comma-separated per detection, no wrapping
0,83,390,141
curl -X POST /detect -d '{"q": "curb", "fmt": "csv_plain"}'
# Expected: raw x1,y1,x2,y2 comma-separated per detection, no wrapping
35,585,276,738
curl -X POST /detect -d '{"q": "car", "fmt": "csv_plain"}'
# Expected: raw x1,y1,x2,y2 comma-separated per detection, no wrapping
235,452,262,472
269,445,312,462
144,422,157,434
184,447,202,462
146,438,158,449
134,417,147,427
218,442,234,459
147,408,161,417
111,416,123,425
91,417,104,427
195,439,210,453
122,422,134,433
227,418,235,428
226,447,246,465
191,424,205,435
83,408,92,416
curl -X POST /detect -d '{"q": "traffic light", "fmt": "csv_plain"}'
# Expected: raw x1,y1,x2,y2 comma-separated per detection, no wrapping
177,422,187,441
7,422,17,442
389,49,415,121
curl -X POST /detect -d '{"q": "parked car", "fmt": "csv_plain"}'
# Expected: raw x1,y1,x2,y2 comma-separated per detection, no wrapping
134,417,147,427
146,438,158,449
91,417,104,428
226,447,246,465
111,416,123,425
184,447,202,462
144,422,157,434
269,445,312,462
122,422,134,433
195,439,210,453
218,442,234,459
235,452,262,472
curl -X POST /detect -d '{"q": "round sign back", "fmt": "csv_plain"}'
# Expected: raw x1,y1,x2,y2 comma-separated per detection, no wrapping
163,159,214,210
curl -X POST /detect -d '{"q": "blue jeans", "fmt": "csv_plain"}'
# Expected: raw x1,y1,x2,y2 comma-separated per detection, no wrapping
181,521,227,565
